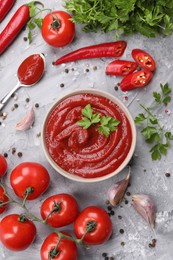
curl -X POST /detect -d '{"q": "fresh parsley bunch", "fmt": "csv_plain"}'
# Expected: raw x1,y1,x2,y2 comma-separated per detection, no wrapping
65,0,173,38
135,83,173,160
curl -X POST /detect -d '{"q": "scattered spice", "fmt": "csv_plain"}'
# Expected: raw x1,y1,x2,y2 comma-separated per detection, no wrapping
114,86,118,91
107,205,112,211
23,37,28,41
60,83,65,88
14,103,18,108
35,103,39,108
0,122,1,125
126,191,131,196
11,148,16,154
17,152,23,157
124,96,128,101
121,241,125,246
25,98,30,103
119,229,124,234
11,93,15,98
36,132,41,137
64,68,69,73
118,215,122,219
124,199,129,204
110,257,114,260
102,252,107,257
93,66,97,70
4,153,8,158
110,210,115,216
165,172,171,177
85,68,90,72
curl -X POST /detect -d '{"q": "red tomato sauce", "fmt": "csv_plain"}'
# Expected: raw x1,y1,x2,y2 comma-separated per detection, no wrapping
17,54,44,85
45,94,132,178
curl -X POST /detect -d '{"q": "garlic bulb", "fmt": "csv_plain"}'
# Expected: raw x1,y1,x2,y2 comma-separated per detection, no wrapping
132,194,156,229
16,107,35,131
108,168,131,206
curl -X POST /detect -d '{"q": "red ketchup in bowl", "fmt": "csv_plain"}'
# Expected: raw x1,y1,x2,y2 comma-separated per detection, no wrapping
44,93,132,178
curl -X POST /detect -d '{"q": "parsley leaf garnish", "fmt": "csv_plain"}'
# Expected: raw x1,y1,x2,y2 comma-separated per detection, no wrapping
77,104,120,137
135,82,173,160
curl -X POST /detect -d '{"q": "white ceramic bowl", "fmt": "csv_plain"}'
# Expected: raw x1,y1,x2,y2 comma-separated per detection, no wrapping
41,89,136,182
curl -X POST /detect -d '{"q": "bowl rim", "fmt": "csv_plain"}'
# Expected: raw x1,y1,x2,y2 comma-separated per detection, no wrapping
41,88,136,183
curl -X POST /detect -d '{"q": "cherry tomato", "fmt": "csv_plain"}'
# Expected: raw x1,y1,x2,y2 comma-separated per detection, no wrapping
132,49,156,71
40,232,78,260
106,60,138,76
0,186,9,214
41,193,79,228
10,162,50,200
41,11,75,48
0,214,36,251
120,69,153,91
74,206,112,245
0,154,7,177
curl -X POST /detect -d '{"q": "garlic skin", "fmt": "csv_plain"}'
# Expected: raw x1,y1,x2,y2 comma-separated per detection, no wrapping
132,194,156,229
108,168,130,206
16,107,35,131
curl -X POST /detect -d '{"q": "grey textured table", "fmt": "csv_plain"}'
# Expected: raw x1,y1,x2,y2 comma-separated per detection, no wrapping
0,1,173,259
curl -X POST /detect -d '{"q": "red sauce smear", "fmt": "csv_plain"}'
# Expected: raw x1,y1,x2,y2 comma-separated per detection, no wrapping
45,94,132,178
17,54,44,85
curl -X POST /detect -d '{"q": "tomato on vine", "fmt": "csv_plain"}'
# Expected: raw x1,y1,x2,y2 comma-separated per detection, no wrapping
41,11,75,47
74,206,112,245
0,154,7,177
40,232,78,260
0,214,36,251
10,162,50,200
40,193,79,227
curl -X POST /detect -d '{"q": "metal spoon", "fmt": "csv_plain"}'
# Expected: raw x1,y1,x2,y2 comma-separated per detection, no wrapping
0,53,45,111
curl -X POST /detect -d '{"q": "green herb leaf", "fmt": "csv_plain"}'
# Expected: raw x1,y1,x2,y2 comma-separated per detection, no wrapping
77,104,120,137
160,83,171,95
141,126,157,139
134,113,146,124
28,30,32,44
82,104,93,119
77,117,91,129
34,18,43,29
162,96,171,105
153,92,161,104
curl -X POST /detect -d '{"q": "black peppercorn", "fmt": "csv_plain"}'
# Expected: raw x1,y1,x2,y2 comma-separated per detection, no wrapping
17,152,23,157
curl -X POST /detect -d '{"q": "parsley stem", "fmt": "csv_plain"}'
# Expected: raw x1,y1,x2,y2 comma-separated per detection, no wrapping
140,103,163,130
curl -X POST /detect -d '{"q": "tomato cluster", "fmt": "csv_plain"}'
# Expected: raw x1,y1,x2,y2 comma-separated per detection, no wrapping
0,156,112,260
106,49,156,91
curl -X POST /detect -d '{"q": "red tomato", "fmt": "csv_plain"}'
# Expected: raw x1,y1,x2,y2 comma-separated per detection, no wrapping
10,162,50,200
0,186,9,214
74,206,112,245
40,232,78,260
120,69,153,91
0,214,36,251
0,154,7,177
41,193,79,228
41,11,75,48
106,60,138,76
132,49,156,71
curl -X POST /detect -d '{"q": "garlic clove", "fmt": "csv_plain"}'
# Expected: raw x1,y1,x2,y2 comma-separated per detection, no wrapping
16,107,35,131
108,167,131,207
132,194,156,229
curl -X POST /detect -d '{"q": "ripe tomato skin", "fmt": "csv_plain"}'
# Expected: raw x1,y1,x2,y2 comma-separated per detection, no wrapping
0,214,36,251
10,162,50,200
106,60,138,76
41,193,79,228
41,11,75,48
40,232,78,260
74,206,112,245
132,49,156,71
0,186,9,214
120,69,153,91
0,154,7,177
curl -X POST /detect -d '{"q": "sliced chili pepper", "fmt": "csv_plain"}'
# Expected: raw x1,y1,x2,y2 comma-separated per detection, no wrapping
0,5,30,55
120,69,153,91
106,60,138,76
0,0,16,22
132,49,156,71
52,41,127,65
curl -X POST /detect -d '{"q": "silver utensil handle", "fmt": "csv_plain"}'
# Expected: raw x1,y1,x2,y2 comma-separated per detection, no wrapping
0,82,20,111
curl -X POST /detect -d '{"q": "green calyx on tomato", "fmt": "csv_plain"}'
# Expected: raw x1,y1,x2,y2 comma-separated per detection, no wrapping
86,221,97,233
49,247,60,258
18,214,28,223
24,186,34,196
51,16,61,30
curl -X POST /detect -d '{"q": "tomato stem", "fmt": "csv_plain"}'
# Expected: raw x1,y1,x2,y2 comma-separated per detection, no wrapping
43,201,62,224
78,220,97,244
51,16,61,30
18,214,27,223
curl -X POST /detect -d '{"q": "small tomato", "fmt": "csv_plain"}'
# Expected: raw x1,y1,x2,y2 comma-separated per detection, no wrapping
41,11,75,48
0,154,7,177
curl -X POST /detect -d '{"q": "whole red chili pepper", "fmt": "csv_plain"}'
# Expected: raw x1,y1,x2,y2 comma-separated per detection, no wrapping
0,5,30,55
52,41,127,65
0,0,16,22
